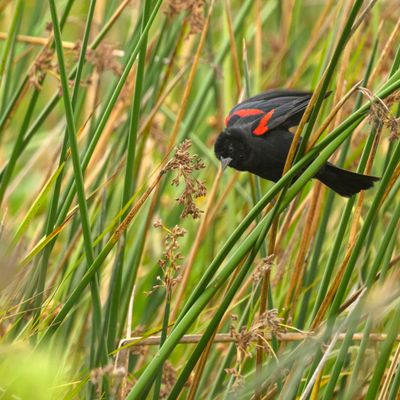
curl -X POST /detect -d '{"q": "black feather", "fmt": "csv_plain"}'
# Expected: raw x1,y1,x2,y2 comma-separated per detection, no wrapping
316,164,379,197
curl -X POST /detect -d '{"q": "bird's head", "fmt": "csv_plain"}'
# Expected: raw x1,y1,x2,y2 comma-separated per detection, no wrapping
214,128,252,172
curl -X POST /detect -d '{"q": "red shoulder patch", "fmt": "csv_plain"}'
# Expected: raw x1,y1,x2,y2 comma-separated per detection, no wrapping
252,109,275,135
225,108,264,127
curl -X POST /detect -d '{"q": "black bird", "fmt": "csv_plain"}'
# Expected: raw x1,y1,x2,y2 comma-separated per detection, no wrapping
214,90,379,197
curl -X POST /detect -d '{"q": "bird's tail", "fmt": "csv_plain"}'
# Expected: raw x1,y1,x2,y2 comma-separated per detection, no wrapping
317,163,379,197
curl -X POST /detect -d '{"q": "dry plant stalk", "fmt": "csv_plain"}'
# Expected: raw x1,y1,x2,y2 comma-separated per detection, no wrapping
224,0,241,95
274,195,302,255
361,87,399,141
90,364,126,399
159,361,180,399
0,31,125,56
254,0,262,91
55,331,400,347
368,17,400,84
165,0,214,152
284,182,323,313
306,81,361,151
138,66,188,140
152,220,187,294
80,42,122,76
252,256,274,283
28,47,55,90
255,255,274,399
165,139,206,219
226,310,285,390
286,0,335,87
164,0,206,35
378,341,400,400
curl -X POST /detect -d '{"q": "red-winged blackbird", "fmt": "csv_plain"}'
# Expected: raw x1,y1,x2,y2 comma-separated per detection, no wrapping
214,90,379,197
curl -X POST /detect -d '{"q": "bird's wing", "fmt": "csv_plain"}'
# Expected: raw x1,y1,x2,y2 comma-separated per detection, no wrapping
225,90,329,135
251,96,312,134
234,90,313,107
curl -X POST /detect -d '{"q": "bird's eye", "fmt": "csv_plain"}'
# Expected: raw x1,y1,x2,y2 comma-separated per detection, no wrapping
228,143,234,155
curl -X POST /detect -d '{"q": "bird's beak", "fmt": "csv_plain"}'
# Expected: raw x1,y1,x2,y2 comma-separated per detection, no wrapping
220,157,232,171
